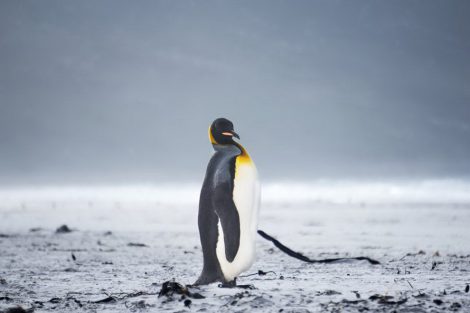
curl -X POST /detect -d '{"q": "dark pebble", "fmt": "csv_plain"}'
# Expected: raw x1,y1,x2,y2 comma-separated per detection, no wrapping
55,225,72,233
127,242,148,247
4,307,28,313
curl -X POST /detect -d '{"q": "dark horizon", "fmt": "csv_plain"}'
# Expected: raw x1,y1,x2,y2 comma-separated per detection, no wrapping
1,1,469,185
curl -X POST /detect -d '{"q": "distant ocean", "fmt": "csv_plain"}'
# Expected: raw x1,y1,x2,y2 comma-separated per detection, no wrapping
1,179,469,209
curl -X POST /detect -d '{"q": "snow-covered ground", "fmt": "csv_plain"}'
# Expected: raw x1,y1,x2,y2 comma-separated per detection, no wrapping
1,180,470,312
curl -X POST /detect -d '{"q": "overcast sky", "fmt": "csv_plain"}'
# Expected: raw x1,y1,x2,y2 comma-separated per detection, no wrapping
0,1,469,184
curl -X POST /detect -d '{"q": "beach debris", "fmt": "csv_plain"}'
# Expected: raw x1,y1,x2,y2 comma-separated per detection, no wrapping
258,230,380,265
450,302,462,310
369,294,407,305
158,280,205,299
400,250,426,260
93,291,158,304
32,300,44,308
431,261,437,270
433,299,443,305
68,297,83,307
320,299,368,311
44,297,82,307
127,242,148,247
126,300,147,309
352,291,361,298
316,290,342,296
433,251,440,257
3,307,33,313
226,291,251,306
184,299,191,307
341,298,367,305
71,253,76,261
257,270,275,276
93,296,117,303
223,292,273,307
465,284,469,293
406,280,425,297
0,278,7,285
369,294,392,302
447,253,470,258
64,268,79,272
55,225,72,234
413,292,429,299
240,270,276,278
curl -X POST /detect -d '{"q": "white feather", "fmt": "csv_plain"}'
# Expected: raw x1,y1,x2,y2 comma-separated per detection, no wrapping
216,161,260,281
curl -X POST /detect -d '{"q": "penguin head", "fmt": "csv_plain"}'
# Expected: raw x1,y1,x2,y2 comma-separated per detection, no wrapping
209,118,240,145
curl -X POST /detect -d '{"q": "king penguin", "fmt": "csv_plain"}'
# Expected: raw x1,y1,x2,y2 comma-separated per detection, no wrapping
195,118,260,285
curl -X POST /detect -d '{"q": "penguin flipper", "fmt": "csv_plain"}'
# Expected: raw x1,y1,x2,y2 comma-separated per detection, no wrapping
213,183,240,262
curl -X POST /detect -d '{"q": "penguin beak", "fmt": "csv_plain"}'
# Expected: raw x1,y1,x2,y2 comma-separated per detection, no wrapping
231,131,240,139
222,131,240,139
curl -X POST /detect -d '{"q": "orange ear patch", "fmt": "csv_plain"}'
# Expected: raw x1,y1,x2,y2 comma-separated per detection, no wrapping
209,126,217,144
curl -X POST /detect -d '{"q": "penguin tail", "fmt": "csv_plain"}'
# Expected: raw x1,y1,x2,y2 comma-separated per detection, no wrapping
257,229,380,265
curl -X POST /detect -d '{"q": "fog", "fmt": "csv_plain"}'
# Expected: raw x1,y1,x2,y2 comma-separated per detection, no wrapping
1,1,469,185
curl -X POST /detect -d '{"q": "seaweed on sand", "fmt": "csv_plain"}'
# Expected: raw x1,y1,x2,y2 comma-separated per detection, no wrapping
258,230,380,265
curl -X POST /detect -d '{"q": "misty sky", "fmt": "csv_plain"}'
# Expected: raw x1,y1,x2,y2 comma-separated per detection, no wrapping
0,1,469,184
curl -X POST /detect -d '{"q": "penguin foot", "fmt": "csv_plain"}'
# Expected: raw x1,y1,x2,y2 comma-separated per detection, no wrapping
218,279,236,288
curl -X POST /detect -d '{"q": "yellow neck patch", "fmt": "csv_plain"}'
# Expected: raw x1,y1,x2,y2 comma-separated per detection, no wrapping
235,143,252,165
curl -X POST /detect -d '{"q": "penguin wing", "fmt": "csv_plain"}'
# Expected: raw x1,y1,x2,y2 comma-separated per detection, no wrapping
213,182,240,262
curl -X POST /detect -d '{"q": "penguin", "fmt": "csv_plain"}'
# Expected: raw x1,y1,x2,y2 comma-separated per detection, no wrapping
195,118,260,285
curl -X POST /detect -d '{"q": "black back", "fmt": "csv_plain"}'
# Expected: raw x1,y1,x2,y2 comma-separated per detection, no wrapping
195,144,241,285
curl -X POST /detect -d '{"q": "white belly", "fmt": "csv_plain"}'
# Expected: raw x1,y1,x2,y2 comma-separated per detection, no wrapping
216,161,260,282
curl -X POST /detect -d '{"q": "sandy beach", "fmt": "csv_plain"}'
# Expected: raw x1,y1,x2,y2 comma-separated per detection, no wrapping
1,184,469,312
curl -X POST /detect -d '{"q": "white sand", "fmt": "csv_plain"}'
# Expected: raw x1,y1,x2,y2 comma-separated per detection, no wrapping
1,181,469,312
